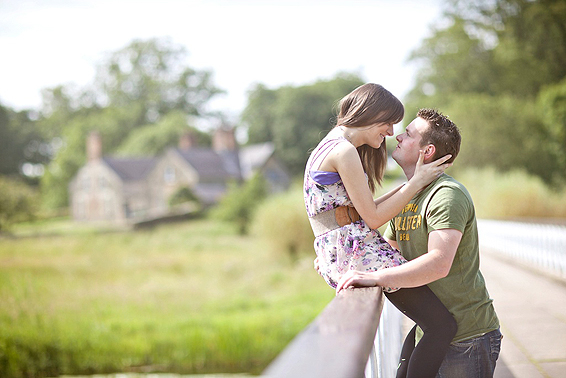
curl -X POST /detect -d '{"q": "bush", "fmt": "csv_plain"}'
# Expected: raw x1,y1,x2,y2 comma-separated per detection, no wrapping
210,174,267,234
168,186,200,208
250,183,314,262
0,176,38,232
455,167,566,219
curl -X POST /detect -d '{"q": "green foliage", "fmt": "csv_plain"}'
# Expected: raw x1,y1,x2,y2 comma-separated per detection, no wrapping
407,16,499,104
487,0,566,97
0,219,332,377
116,111,202,156
242,73,365,176
250,183,314,262
37,38,223,210
0,104,48,180
437,94,556,183
168,186,200,207
411,0,566,102
210,174,268,234
405,0,566,187
39,106,133,209
0,177,38,231
94,37,224,123
455,167,566,219
243,84,277,144
537,78,566,185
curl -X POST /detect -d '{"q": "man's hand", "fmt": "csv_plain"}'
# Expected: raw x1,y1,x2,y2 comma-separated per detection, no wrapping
335,270,380,294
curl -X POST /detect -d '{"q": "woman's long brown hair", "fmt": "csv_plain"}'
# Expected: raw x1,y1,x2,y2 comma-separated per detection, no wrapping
335,83,404,193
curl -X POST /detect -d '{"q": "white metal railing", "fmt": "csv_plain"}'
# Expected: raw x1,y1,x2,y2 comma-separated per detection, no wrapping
373,218,566,377
365,300,404,378
370,218,566,378
368,219,566,378
477,219,566,280
266,219,566,378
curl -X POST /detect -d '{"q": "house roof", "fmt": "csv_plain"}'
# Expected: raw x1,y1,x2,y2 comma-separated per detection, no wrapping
239,142,274,179
95,142,275,184
103,157,157,181
174,147,240,181
217,150,242,179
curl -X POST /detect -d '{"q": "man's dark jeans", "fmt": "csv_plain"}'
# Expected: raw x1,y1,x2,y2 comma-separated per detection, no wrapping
437,329,503,378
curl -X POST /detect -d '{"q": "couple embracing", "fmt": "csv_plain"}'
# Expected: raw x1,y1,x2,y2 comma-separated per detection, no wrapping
304,83,501,378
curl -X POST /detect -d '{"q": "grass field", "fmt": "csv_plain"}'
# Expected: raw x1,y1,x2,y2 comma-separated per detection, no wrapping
5,168,563,378
0,218,333,377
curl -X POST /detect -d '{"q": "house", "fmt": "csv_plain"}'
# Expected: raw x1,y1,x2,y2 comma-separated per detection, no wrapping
69,128,290,224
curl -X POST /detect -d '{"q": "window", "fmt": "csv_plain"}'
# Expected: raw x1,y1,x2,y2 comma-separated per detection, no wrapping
164,165,176,184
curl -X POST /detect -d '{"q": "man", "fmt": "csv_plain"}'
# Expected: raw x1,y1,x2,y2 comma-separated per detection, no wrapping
337,108,501,377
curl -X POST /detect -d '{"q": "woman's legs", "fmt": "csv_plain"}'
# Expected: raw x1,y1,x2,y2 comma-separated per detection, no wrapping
385,286,457,378
396,324,417,378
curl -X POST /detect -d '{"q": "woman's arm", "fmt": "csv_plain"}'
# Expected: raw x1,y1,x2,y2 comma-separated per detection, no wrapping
374,182,406,206
329,144,449,230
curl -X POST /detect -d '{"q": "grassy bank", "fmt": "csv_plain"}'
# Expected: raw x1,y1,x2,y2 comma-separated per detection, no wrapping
0,218,333,377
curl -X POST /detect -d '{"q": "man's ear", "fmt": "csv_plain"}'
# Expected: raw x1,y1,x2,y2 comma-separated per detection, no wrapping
423,144,436,161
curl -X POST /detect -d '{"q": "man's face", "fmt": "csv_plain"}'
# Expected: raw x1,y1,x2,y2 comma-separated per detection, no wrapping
392,117,430,168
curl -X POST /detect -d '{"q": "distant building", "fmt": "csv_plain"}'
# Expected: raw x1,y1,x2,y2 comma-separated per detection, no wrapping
69,128,290,224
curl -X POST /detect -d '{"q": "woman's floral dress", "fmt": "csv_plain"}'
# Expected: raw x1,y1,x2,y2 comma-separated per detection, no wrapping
303,136,406,291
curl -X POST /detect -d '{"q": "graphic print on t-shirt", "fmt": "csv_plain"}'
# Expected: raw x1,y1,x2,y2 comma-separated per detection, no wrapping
394,203,422,241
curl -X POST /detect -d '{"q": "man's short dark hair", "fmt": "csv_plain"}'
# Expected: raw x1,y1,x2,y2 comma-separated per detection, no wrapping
417,108,461,164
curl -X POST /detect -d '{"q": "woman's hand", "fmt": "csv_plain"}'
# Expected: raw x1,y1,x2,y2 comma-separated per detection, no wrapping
335,270,381,294
411,151,452,189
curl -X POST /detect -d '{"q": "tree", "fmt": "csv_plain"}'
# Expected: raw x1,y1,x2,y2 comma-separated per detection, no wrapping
116,111,210,156
0,104,49,181
242,84,277,144
38,38,224,209
537,78,566,185
94,37,224,124
406,16,499,105
39,106,128,209
407,0,566,104
242,73,365,176
0,104,20,175
439,94,553,180
405,0,566,185
446,0,566,98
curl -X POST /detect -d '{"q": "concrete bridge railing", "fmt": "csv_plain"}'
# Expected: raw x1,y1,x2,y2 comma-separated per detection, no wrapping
263,286,385,378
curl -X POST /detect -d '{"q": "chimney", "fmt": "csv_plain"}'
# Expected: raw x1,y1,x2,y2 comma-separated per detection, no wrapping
213,127,237,152
179,131,197,151
87,131,102,161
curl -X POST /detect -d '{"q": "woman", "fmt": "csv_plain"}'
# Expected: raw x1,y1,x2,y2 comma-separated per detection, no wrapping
303,83,457,378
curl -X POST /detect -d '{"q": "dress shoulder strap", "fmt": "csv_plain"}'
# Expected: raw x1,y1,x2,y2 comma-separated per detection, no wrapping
309,136,348,171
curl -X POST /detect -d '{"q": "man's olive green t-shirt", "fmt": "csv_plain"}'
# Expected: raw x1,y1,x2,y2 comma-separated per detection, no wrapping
384,174,499,342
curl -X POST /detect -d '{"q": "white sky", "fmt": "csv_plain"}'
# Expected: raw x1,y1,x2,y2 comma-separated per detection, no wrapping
0,0,444,121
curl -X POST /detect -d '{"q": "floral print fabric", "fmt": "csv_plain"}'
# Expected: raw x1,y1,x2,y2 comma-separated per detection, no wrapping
303,136,406,291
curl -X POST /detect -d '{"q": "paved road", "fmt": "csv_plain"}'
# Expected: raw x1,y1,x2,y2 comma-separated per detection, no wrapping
480,248,566,378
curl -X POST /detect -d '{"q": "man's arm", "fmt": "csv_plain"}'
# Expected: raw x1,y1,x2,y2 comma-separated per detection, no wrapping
337,229,462,292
